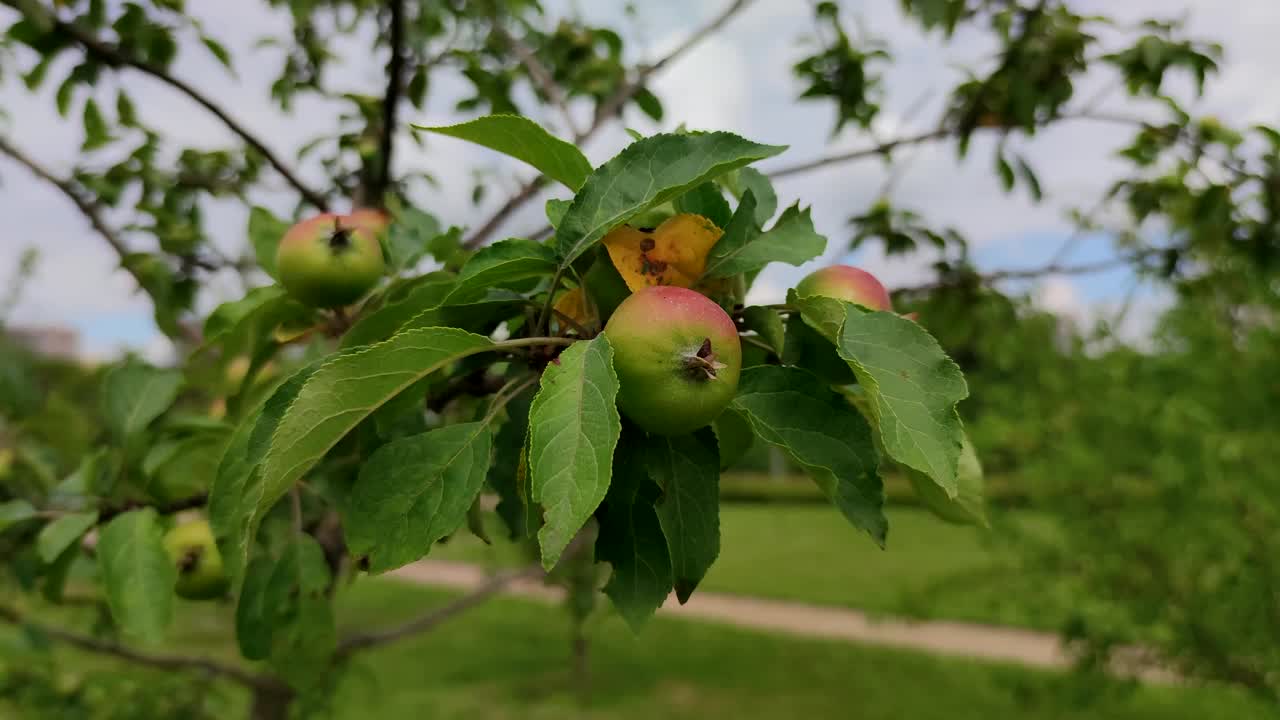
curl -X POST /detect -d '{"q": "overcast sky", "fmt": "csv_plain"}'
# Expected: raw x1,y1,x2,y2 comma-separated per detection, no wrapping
2,0,1278,362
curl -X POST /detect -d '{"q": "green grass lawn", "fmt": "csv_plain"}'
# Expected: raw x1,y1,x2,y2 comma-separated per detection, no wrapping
436,502,1070,629
4,579,1271,720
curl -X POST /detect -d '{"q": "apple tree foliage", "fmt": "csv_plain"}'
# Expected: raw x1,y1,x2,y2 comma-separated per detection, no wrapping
1,0,1278,716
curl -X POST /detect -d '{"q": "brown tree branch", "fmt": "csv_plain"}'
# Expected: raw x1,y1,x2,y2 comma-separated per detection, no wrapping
370,0,407,209
8,1,329,210
334,564,544,658
0,604,282,692
462,0,757,250
901,250,1159,293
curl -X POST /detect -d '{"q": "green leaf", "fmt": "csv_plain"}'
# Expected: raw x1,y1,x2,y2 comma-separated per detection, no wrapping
529,335,621,568
555,132,787,265
210,355,339,584
712,408,755,471
833,308,968,494
446,238,556,303
339,274,455,349
489,386,536,539
235,555,275,660
0,500,37,533
418,114,592,191
384,206,442,271
730,167,778,224
265,536,334,691
740,306,785,356
97,509,176,644
100,362,183,442
347,421,495,572
42,543,79,603
260,328,496,524
546,199,571,228
704,200,826,279
200,35,233,70
646,429,720,603
35,511,98,563
674,182,732,229
731,366,885,543
248,206,289,280
1014,154,1043,202
82,98,110,151
115,90,137,127
906,435,987,526
596,429,673,629
633,86,664,121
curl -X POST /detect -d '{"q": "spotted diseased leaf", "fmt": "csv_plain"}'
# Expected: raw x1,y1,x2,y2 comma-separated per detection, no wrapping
529,335,621,569
603,214,722,292
731,366,885,544
596,429,672,629
418,114,592,191
646,429,720,603
555,132,787,265
97,509,176,644
347,421,495,572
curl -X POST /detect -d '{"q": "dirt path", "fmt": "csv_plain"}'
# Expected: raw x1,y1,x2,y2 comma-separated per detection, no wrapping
390,560,1145,676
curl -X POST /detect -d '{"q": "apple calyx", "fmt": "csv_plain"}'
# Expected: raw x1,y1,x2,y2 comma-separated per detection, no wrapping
328,222,353,251
682,338,727,381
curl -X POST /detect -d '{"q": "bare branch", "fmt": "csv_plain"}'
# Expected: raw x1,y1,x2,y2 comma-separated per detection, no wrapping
370,0,407,209
582,0,757,145
767,127,952,180
0,136,151,295
10,1,329,209
495,25,580,138
902,251,1157,294
0,605,281,692
462,0,757,249
334,564,544,658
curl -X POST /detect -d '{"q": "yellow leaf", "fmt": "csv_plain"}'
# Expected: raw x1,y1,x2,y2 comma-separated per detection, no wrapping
603,213,723,292
553,287,593,332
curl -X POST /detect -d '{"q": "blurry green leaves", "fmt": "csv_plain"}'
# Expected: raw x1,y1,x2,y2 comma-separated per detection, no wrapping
35,511,97,563
731,366,885,544
100,361,183,443
528,335,620,569
418,115,592,191
347,421,495,572
248,206,290,280
555,132,786,265
793,2,888,133
235,536,334,690
97,509,176,644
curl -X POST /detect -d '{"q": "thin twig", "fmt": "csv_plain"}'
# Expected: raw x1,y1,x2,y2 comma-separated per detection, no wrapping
334,564,544,658
7,1,328,209
496,24,580,138
0,136,175,320
0,605,281,692
902,251,1156,293
371,0,407,209
462,0,757,250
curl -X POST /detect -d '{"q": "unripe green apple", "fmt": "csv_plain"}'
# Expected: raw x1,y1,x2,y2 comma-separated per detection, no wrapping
163,518,230,601
794,265,893,311
276,211,388,308
604,286,742,435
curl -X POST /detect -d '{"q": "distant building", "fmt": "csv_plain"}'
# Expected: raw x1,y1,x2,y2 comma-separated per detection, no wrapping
7,325,80,360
